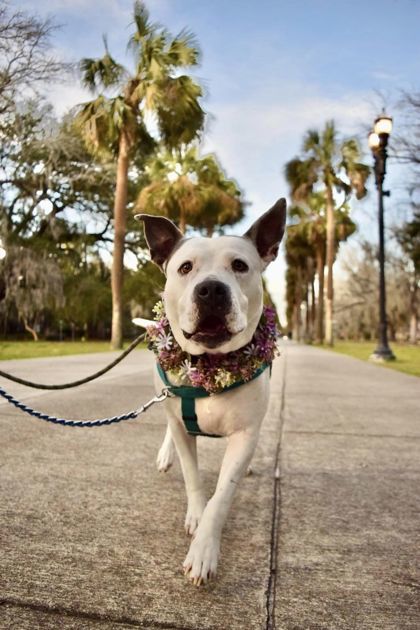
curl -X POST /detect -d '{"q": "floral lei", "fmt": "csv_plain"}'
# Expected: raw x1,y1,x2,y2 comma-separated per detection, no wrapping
146,301,280,394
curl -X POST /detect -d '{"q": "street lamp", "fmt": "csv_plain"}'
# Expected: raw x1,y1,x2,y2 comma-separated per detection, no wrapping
368,111,395,361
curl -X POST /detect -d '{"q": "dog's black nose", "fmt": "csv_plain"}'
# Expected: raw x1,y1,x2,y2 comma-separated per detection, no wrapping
194,280,230,310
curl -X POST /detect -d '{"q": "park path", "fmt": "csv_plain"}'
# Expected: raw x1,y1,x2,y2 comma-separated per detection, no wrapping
0,344,419,629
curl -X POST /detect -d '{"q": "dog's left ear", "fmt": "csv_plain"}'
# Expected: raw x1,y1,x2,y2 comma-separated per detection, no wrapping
135,214,183,269
244,198,287,266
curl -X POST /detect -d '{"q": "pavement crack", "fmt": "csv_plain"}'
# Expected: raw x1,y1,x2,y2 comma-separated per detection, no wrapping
284,429,420,439
0,597,202,629
265,351,287,630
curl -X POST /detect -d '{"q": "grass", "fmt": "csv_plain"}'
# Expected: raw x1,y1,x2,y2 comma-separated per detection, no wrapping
1,339,419,379
0,340,146,361
327,341,420,378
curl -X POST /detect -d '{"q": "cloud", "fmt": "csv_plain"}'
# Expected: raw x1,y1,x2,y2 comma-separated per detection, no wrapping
200,86,377,319
47,83,92,116
371,70,401,82
203,88,374,214
19,0,130,15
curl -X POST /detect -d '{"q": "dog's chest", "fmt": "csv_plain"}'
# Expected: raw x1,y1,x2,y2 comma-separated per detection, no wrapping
162,369,270,437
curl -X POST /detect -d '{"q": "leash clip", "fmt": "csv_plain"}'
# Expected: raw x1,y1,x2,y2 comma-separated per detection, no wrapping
135,387,173,415
154,387,174,402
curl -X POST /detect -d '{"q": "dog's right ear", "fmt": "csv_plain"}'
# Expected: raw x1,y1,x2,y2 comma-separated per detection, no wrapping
135,214,183,269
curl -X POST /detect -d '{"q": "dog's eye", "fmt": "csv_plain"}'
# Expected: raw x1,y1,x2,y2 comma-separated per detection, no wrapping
178,261,193,275
232,259,249,273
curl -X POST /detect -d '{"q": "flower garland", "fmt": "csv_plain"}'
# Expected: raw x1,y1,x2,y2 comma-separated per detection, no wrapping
146,301,280,394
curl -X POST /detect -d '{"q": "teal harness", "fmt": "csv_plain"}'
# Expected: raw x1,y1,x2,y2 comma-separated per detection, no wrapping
157,362,271,438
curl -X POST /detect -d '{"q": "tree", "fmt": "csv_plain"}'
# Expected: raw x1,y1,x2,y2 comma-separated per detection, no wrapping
285,121,369,345
395,91,420,186
285,195,356,342
136,146,244,235
124,261,165,320
285,218,314,341
335,240,417,342
0,1,66,115
0,103,118,252
2,245,64,340
394,209,420,343
59,259,112,341
75,1,205,348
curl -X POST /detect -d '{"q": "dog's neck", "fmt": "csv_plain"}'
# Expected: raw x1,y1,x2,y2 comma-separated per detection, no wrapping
146,302,279,394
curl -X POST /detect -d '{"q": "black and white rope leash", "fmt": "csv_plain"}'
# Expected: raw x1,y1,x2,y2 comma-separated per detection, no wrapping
0,386,172,427
0,331,175,427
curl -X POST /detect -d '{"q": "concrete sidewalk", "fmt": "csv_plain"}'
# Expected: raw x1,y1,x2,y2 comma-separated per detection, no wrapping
0,344,419,629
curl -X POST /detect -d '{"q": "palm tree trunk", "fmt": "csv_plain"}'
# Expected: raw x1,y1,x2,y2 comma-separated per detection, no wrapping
179,211,186,234
293,269,302,341
305,287,311,342
325,185,335,346
316,244,325,344
310,275,316,339
305,258,314,342
111,131,129,350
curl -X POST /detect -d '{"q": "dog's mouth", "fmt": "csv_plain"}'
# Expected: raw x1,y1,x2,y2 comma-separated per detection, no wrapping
183,314,232,348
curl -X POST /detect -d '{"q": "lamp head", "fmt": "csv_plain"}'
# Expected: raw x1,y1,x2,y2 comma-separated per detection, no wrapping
368,131,380,152
374,112,393,137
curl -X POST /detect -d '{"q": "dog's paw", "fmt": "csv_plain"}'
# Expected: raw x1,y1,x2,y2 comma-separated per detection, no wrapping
185,492,206,536
156,441,174,473
183,532,220,586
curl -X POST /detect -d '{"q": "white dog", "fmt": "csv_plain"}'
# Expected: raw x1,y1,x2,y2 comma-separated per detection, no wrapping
137,199,286,585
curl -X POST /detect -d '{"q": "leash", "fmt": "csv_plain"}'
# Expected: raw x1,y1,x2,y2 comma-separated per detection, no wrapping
0,331,174,428
0,385,172,427
0,332,146,390
0,329,270,434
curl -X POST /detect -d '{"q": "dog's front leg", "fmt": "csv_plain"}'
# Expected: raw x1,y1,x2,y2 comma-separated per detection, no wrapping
183,429,259,585
167,414,206,535
156,425,175,472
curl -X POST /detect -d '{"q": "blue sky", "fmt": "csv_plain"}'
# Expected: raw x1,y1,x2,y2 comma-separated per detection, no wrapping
13,0,420,315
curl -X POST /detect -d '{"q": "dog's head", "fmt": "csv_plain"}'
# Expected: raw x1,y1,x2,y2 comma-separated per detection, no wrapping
136,199,286,355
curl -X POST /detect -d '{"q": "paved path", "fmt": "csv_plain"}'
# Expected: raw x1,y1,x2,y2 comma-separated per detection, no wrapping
0,344,419,629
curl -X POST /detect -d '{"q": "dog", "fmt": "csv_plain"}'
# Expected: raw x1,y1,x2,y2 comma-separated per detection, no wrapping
136,198,286,585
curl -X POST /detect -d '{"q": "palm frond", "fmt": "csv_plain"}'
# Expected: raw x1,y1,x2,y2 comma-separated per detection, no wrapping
132,0,152,39
284,157,317,202
167,29,201,67
80,52,127,92
340,138,370,199
348,163,370,199
156,75,205,148
135,144,244,231
73,95,115,156
303,129,320,153
340,137,360,164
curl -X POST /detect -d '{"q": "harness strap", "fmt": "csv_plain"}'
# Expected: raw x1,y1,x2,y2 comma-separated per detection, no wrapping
157,362,271,438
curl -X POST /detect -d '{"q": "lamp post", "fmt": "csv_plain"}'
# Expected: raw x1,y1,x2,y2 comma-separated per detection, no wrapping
368,112,395,361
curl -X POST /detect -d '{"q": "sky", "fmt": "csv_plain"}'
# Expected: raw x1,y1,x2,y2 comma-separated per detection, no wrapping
12,0,420,318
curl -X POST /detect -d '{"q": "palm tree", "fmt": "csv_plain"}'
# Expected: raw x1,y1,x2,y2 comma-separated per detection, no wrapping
287,196,325,342
285,192,357,343
136,146,244,235
285,121,369,345
74,1,205,348
285,220,314,340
